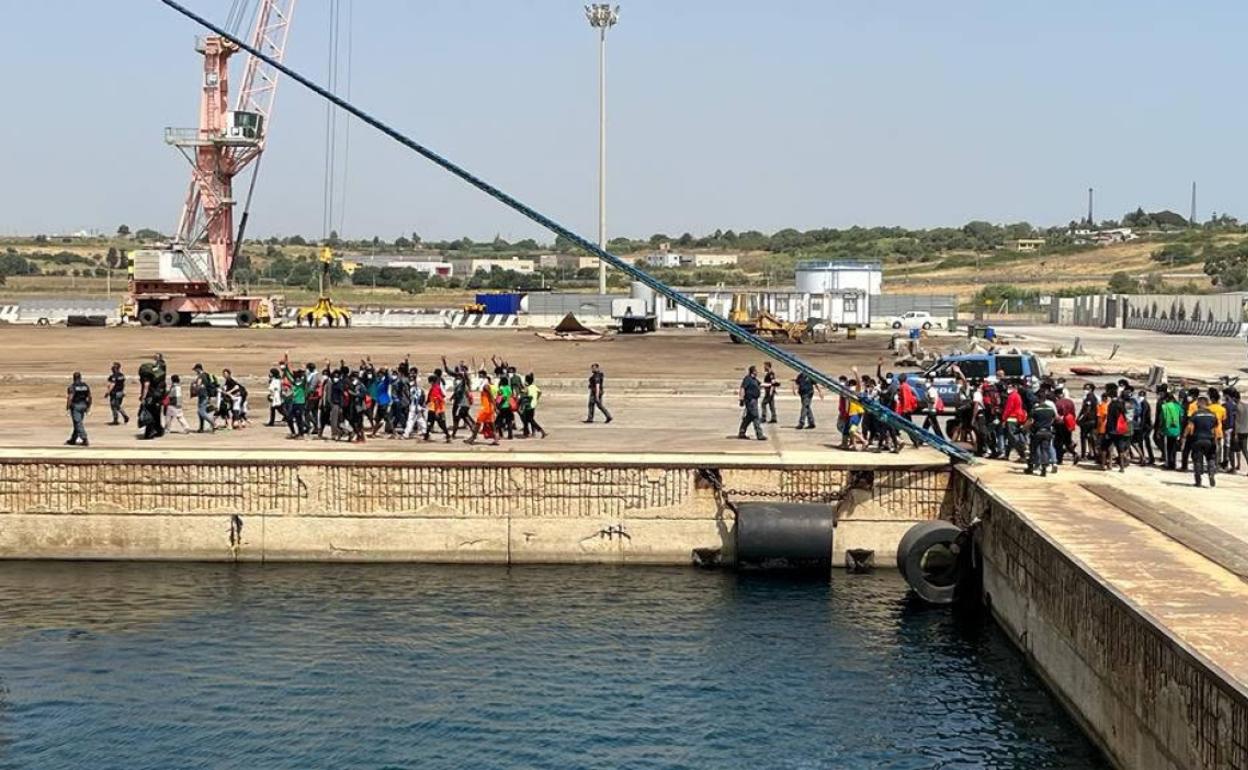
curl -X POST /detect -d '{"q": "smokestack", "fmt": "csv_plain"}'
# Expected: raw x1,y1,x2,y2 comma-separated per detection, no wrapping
1087,187,1094,226
1190,181,1197,227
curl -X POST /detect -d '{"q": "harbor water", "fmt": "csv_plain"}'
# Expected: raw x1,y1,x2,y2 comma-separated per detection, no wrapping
0,563,1108,769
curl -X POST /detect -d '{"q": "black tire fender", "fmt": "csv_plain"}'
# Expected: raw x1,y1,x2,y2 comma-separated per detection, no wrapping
897,520,966,604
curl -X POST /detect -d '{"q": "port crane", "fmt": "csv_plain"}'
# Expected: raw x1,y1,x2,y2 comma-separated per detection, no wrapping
125,0,296,327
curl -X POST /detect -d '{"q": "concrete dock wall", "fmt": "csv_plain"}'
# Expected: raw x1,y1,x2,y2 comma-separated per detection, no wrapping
0,450,949,565
954,469,1248,770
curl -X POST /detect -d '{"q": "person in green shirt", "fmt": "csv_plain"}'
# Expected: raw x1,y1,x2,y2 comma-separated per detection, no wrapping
1159,391,1183,470
520,373,547,439
281,353,308,437
495,378,514,440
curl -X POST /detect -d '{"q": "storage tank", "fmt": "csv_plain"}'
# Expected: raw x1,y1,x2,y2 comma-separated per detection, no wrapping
794,260,882,295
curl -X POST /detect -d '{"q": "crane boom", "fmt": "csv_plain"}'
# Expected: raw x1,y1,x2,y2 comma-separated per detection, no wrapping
169,0,297,288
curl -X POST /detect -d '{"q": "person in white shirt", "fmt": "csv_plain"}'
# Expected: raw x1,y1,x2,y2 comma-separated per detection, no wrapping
164,375,191,434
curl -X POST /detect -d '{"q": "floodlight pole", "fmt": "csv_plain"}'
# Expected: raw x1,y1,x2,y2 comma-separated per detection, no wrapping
586,4,619,295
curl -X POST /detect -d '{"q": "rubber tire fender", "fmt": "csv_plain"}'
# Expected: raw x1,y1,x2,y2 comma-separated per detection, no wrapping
896,520,966,605
236,310,256,328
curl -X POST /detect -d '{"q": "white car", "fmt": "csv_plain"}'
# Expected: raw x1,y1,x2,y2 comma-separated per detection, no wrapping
888,310,935,331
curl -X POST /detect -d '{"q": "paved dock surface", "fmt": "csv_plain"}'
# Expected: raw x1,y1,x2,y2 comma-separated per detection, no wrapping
965,460,1248,695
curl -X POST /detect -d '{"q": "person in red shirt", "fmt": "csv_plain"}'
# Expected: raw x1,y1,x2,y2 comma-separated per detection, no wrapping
422,374,451,442
1001,383,1028,461
1054,387,1077,465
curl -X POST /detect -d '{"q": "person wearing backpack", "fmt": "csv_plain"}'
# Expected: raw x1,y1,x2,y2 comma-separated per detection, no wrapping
191,363,217,433
1104,384,1130,473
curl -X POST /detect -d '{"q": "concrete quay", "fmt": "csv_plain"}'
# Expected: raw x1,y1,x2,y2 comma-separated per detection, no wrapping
957,462,1248,770
0,447,950,565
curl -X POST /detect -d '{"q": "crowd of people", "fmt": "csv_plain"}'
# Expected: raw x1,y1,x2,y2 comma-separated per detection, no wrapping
64,353,610,448
735,358,1247,488
64,352,1248,488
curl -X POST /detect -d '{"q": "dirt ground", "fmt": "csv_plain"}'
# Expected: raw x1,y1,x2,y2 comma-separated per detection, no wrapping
0,325,932,455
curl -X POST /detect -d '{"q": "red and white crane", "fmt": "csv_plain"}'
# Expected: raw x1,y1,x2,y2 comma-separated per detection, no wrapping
126,0,296,327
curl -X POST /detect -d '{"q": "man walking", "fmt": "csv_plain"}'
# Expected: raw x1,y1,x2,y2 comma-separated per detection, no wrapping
761,362,779,424
191,364,217,433
738,365,766,441
139,354,168,440
585,363,612,424
793,370,821,430
106,362,129,425
65,371,92,446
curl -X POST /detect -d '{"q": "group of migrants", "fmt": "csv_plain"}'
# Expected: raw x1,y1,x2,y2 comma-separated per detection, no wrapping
733,358,1247,488
67,355,621,448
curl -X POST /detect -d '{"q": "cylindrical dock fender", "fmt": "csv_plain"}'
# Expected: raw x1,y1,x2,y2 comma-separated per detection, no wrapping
896,520,967,604
734,502,835,570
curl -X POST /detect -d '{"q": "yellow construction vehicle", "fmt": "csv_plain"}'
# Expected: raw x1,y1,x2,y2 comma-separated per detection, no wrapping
296,247,352,327
727,293,813,344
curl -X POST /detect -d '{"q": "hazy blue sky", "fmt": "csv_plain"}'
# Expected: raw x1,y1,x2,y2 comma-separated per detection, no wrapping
3,0,1246,242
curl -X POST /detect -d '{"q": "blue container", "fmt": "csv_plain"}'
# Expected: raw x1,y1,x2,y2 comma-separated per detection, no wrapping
476,293,521,315
908,328,921,340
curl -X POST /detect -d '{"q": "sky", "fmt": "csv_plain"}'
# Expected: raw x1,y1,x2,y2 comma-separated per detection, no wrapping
2,0,1246,243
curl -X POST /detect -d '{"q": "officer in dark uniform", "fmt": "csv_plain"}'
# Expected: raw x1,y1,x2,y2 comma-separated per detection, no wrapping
1184,395,1222,487
66,372,92,446
585,363,612,424
737,365,766,441
106,362,129,425
139,353,168,440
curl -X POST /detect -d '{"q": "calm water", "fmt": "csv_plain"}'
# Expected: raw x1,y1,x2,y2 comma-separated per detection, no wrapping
0,563,1107,770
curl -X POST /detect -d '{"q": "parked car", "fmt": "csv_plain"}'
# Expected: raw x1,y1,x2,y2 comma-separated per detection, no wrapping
888,311,935,331
903,351,1046,411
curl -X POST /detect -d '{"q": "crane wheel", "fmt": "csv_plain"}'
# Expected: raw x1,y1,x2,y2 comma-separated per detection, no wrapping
158,310,179,327
236,310,256,328
137,308,160,327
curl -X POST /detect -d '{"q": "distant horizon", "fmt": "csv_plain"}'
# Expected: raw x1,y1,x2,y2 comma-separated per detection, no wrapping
4,1,1246,241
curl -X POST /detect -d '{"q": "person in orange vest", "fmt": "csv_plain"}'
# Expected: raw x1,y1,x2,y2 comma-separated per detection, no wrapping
466,372,499,446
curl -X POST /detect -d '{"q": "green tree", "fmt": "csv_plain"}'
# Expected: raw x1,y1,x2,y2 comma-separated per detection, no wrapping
134,228,164,242
116,224,131,237
1107,271,1139,294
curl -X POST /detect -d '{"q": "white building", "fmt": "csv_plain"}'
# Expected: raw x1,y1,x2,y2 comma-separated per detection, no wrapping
680,253,738,268
794,260,882,295
384,260,453,277
611,289,869,329
642,252,682,269
539,254,600,271
449,257,536,275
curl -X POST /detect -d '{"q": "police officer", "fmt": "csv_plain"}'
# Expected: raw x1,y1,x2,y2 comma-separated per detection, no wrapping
760,361,779,424
65,372,92,446
737,365,766,441
106,362,129,425
584,363,612,424
1184,395,1222,488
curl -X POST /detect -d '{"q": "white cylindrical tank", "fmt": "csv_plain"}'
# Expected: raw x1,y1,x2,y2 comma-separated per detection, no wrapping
794,260,882,295
630,281,655,313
